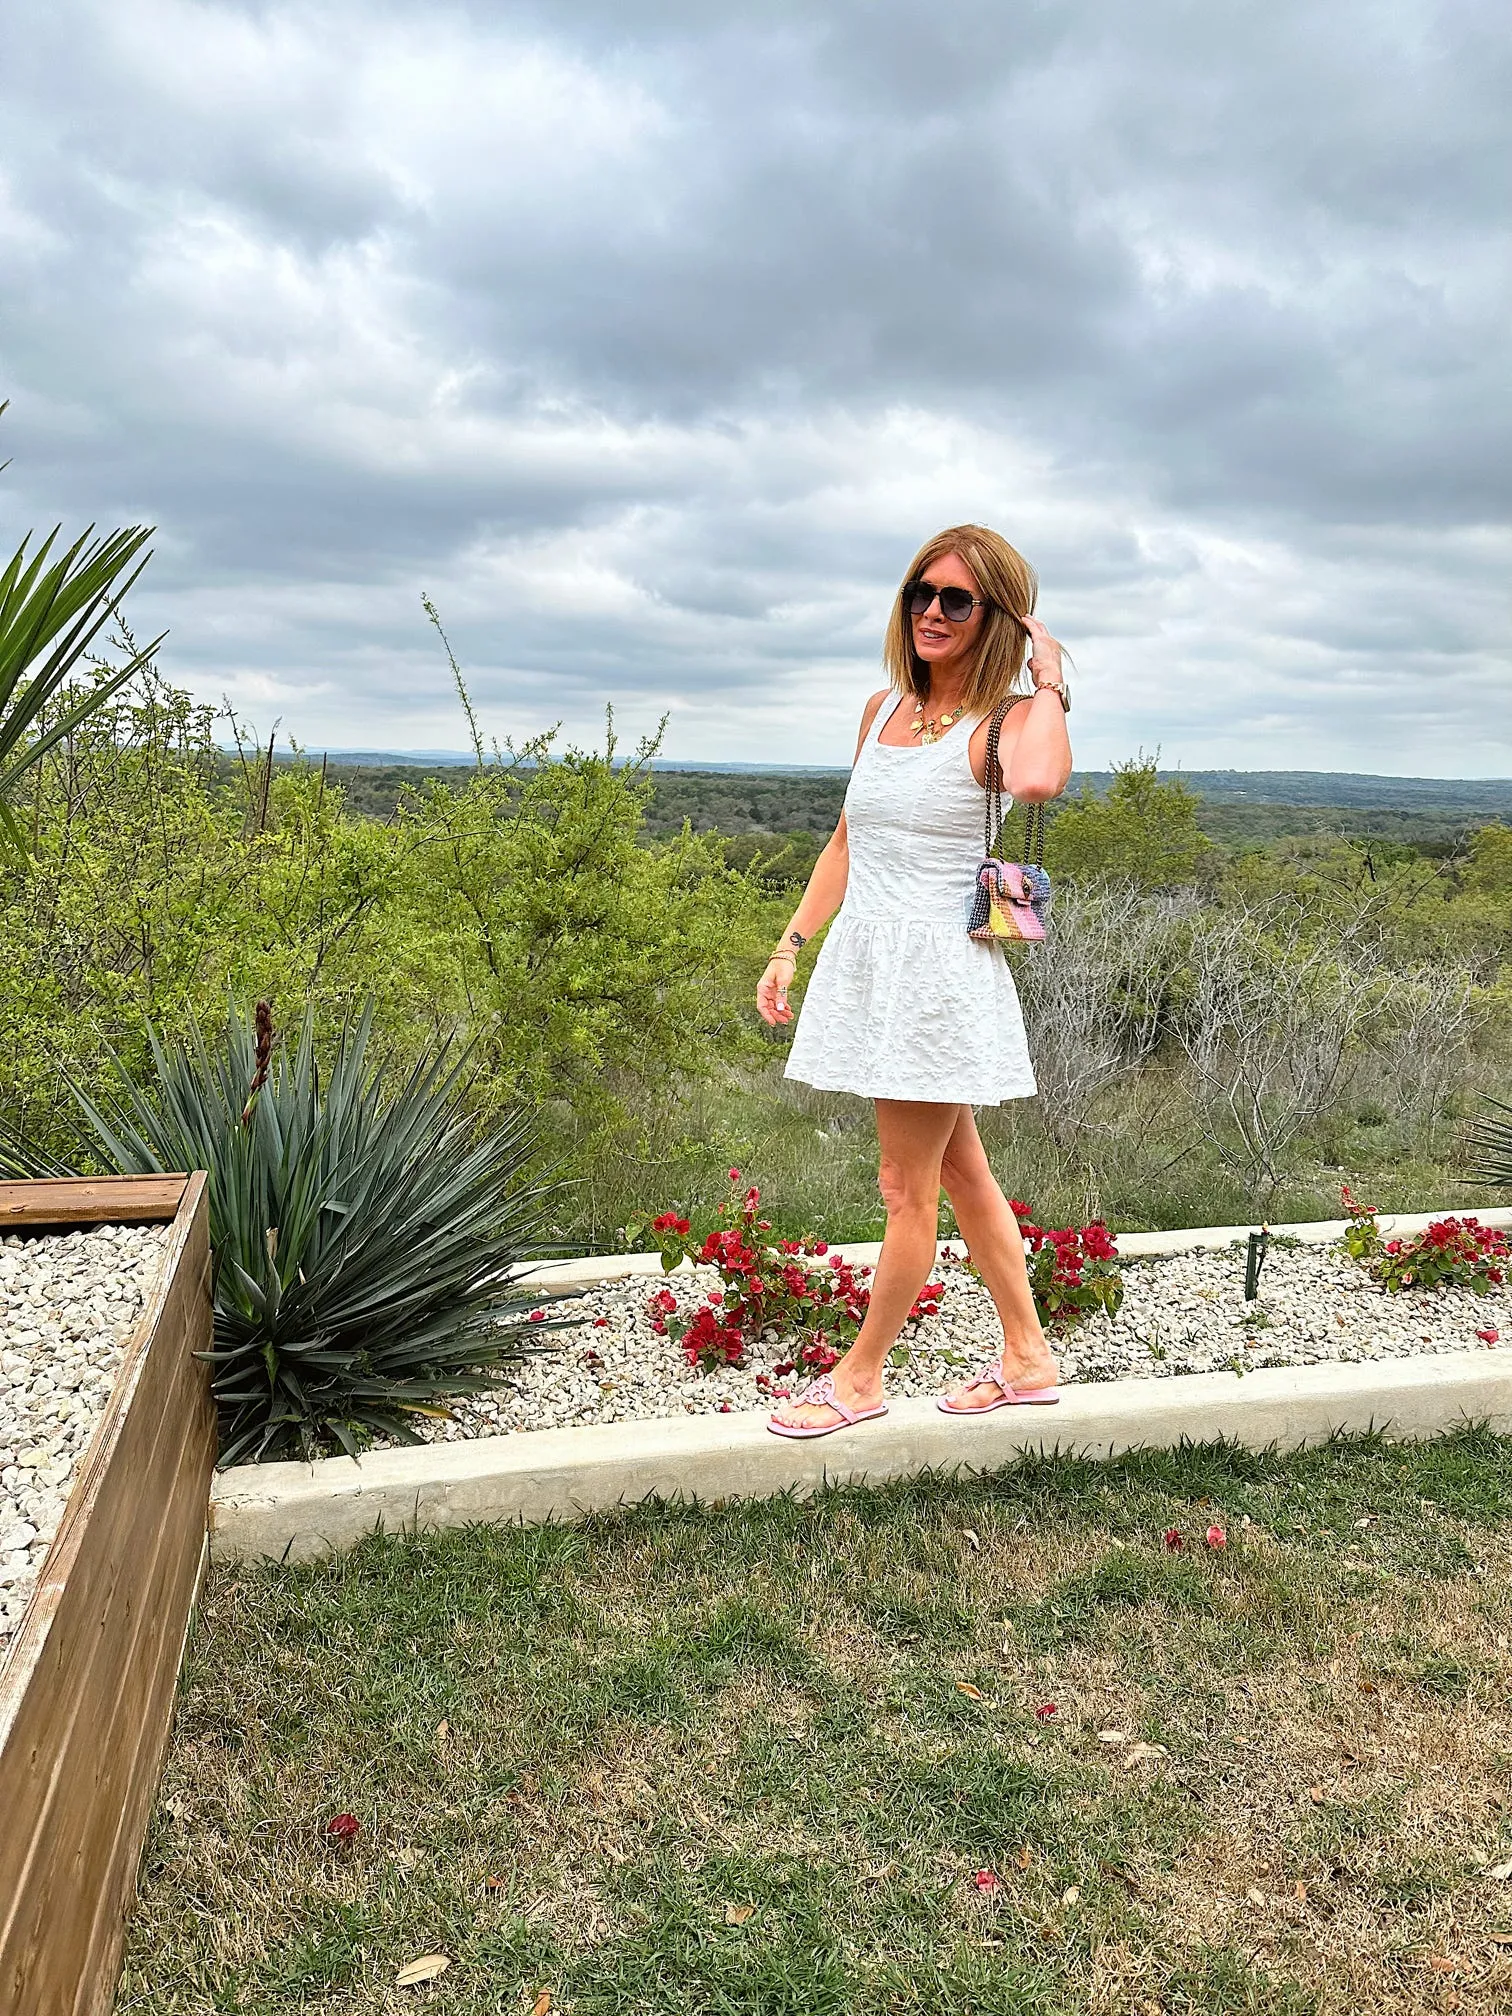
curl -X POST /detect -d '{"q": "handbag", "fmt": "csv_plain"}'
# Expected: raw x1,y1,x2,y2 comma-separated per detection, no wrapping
966,696,1053,944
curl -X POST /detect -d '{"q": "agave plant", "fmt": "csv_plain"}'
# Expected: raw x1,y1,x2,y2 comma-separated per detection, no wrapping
1465,1095,1512,1190
72,1001,562,1465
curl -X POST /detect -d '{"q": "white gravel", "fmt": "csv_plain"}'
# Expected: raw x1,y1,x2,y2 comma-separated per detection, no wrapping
410,1237,1512,1443
0,1224,168,1656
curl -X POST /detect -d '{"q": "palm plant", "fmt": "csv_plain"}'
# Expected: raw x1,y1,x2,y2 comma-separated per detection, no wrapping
1465,1096,1512,1190
72,1001,563,1465
0,410,164,858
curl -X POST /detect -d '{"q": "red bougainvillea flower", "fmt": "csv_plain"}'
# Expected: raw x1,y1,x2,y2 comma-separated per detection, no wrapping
326,1813,360,1844
528,1310,546,1324
728,1168,741,1182
593,1317,609,1328
1163,1529,1183,1551
1034,1702,1058,1721
1205,1526,1227,1549
1477,1327,1499,1344
972,1869,1001,1891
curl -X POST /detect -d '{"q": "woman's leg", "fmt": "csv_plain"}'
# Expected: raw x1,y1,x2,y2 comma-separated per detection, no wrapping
770,1097,960,1430
939,1105,1058,1404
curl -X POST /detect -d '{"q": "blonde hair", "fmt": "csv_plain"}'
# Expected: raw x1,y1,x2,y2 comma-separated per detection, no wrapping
882,523,1038,714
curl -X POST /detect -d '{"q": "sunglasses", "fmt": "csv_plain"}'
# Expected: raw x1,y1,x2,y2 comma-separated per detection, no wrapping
904,578,992,623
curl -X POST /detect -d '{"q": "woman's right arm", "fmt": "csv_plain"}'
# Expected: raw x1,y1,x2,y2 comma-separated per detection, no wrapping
756,691,888,1027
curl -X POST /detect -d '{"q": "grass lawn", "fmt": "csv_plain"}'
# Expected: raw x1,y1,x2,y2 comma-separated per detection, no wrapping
120,1433,1512,2016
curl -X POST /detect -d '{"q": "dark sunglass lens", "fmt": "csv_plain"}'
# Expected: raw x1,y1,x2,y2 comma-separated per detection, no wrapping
938,587,976,621
905,580,933,615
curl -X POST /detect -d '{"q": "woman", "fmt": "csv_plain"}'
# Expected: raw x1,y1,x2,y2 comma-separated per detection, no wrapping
758,524,1073,1437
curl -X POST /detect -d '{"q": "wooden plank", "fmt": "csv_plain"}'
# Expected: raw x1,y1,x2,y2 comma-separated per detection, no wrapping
0,1173,215,2016
0,1176,188,1229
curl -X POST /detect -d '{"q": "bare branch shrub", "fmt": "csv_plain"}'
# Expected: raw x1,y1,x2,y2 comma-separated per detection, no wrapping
1015,884,1191,1150
1173,896,1387,1199
1373,962,1488,1141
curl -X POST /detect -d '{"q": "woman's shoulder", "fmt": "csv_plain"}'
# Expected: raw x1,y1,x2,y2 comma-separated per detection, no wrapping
852,688,894,757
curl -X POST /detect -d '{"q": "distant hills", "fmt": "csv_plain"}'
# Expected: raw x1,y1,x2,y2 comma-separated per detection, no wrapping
295,751,1512,819
1072,771,1512,816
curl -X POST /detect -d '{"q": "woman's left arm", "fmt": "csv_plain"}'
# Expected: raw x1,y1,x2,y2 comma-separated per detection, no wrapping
1002,615,1074,803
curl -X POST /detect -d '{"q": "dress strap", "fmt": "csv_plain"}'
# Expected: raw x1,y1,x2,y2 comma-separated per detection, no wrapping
869,691,906,743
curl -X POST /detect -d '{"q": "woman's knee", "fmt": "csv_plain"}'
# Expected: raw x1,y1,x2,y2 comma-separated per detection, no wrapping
878,1153,941,1218
940,1137,996,1203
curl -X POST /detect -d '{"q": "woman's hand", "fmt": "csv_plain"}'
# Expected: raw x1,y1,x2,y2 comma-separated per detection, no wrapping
757,955,796,1026
1023,613,1063,687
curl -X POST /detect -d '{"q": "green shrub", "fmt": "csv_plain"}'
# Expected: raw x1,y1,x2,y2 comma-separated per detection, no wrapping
1043,755,1213,890
72,1001,561,1465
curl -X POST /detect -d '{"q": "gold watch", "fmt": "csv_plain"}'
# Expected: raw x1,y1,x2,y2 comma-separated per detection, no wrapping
1035,678,1071,713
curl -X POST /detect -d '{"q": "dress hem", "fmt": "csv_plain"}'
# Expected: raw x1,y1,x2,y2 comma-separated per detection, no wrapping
783,1064,1038,1107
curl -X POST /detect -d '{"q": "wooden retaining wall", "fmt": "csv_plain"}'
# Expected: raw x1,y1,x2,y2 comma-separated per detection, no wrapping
0,1174,215,2016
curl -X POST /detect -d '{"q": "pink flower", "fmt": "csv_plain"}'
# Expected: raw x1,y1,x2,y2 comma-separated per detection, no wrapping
528,1309,546,1323
1163,1528,1183,1551
326,1813,359,1845
972,1869,1000,1891
1477,1327,1499,1344
1205,1525,1227,1550
728,1168,742,1182
1034,1701,1058,1721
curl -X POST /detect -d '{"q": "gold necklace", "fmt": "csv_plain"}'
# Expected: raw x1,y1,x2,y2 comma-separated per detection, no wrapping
910,697,968,745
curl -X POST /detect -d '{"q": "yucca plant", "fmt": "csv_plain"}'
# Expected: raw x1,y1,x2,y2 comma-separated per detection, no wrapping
1465,1095,1512,1190
70,1001,563,1465
0,404,164,858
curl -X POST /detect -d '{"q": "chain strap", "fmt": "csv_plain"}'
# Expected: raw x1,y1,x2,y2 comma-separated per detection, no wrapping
982,694,1042,864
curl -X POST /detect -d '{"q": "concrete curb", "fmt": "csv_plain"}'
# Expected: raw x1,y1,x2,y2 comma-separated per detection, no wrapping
210,1347,1512,1563
520,1207,1512,1291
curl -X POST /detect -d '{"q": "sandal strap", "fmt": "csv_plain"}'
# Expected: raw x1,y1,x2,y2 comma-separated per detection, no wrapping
967,1360,1013,1399
793,1372,857,1424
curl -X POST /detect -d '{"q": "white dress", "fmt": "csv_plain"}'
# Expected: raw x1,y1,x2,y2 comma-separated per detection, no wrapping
784,693,1039,1106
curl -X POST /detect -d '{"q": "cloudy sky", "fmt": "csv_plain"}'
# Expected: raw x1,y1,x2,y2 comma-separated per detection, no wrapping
2,0,1507,772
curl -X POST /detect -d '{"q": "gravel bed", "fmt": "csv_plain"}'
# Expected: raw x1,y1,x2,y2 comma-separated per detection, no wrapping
0,1224,169,1655
411,1239,1512,1444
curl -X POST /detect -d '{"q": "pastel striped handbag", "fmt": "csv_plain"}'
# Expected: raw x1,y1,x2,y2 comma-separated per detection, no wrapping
966,697,1052,944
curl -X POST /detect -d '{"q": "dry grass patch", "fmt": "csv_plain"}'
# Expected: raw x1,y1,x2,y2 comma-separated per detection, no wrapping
119,1432,1512,2015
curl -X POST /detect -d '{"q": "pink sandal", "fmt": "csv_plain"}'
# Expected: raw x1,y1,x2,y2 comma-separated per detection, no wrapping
937,1360,1060,1415
767,1372,889,1440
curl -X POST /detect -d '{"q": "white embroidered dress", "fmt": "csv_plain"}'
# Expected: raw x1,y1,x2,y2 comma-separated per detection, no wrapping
784,693,1038,1106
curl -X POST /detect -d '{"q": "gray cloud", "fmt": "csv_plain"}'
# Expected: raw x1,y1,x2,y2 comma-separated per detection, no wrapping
0,0,1507,769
